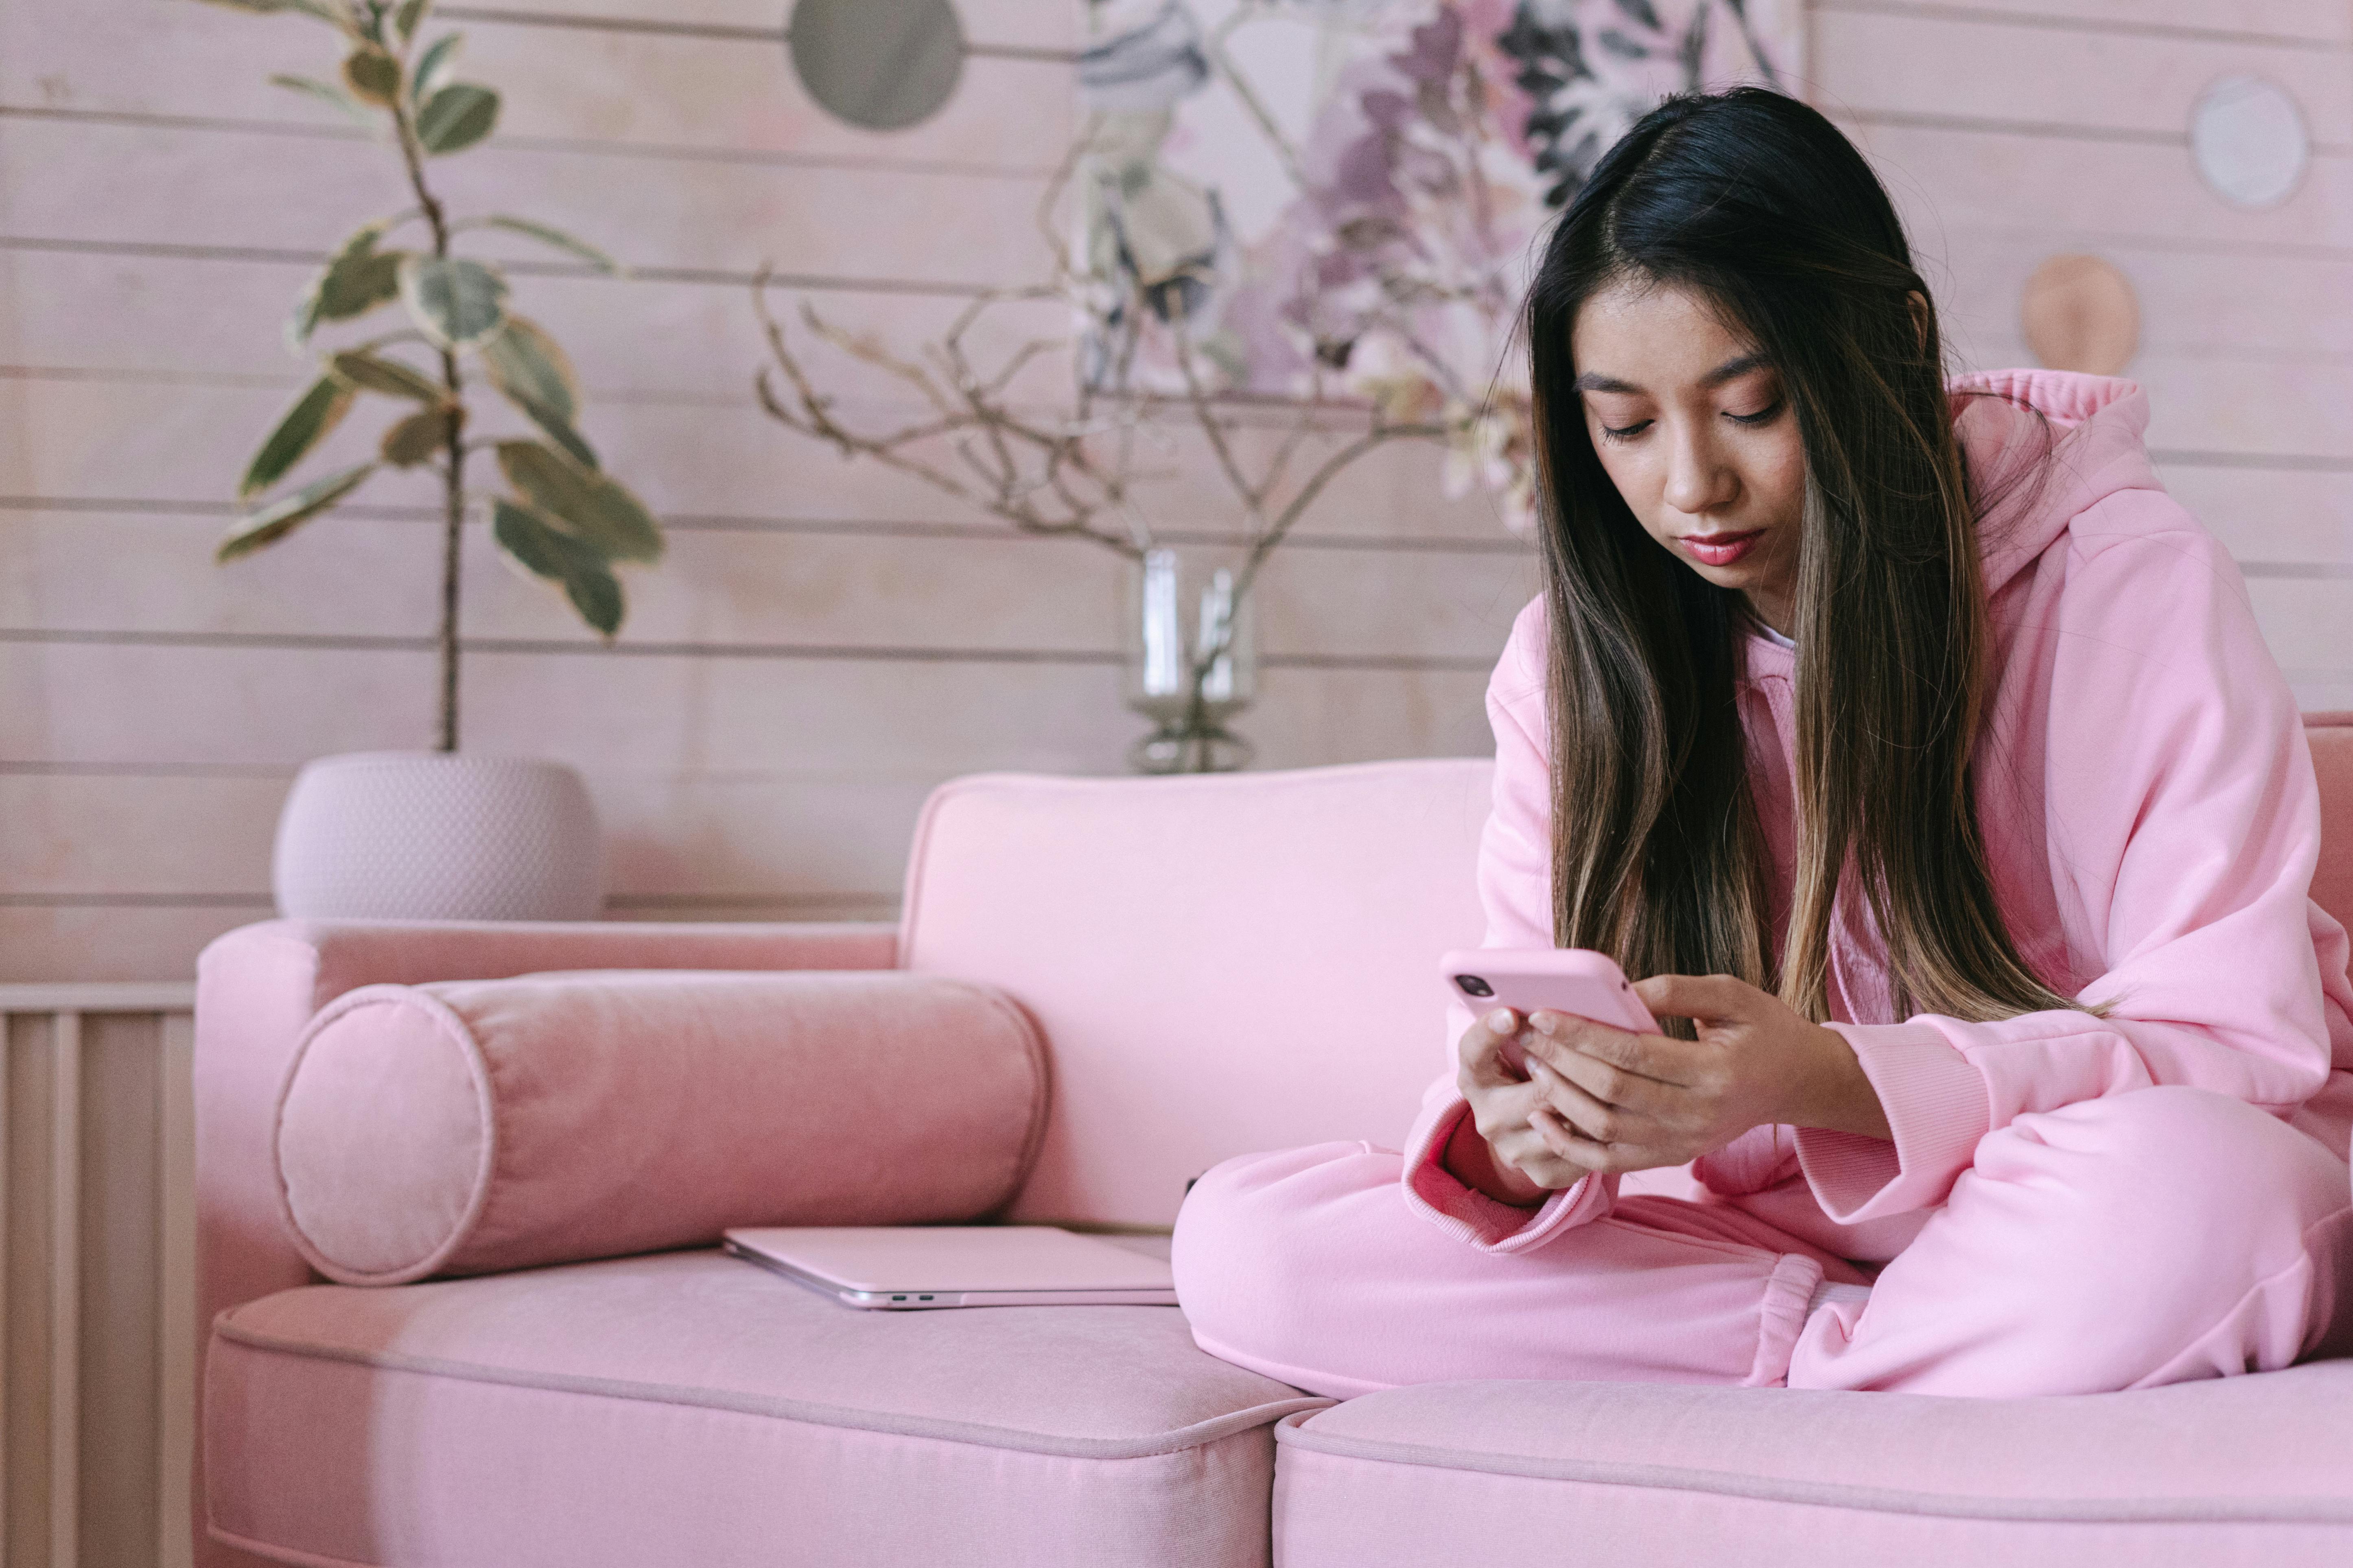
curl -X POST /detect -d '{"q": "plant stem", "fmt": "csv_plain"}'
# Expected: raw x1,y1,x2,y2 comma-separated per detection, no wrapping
438,346,465,752
390,58,465,751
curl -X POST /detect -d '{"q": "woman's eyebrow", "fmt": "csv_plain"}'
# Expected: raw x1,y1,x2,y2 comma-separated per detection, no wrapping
1700,352,1770,387
1572,353,1769,395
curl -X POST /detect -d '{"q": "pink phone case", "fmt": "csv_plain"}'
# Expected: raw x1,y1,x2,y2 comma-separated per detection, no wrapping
1439,948,1660,1042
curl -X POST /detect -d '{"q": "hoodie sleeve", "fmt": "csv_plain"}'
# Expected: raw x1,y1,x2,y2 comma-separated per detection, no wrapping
1794,506,2346,1223
1399,599,1620,1251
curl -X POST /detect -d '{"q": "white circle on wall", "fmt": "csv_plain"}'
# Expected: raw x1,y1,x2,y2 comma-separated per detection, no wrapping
2189,76,2308,209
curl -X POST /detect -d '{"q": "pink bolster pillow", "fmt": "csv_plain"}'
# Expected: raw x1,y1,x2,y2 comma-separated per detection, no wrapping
273,970,1049,1286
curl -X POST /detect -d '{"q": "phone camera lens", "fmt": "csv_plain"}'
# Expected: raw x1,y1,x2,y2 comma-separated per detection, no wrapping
1454,975,1494,997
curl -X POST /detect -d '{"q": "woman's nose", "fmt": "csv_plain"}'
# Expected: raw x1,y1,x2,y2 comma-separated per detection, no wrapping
1661,426,1738,517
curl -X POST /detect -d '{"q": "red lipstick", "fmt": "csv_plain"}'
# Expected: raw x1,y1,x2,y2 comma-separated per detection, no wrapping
1680,529,1762,567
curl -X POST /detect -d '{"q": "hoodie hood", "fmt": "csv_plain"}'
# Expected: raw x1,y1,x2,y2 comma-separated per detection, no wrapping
1949,369,2158,599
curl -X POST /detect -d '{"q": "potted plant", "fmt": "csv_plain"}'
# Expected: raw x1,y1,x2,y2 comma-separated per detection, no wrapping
203,0,665,919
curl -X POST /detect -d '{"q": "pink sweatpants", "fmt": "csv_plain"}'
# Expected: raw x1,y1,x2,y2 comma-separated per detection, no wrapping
1172,1087,2353,1399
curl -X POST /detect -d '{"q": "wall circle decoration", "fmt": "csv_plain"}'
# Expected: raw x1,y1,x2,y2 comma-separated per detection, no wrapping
787,0,966,131
2189,75,2309,209
2020,254,2140,377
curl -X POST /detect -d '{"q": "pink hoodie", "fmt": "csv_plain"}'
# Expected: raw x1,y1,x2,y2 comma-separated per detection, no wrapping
1402,369,2353,1261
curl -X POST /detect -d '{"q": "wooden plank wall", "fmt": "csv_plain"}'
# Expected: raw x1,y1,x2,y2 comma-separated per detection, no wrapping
1813,0,2353,710
4,1,2348,985
0,0,1533,983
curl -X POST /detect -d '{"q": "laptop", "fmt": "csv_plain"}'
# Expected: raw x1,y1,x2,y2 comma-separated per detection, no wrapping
723,1225,1179,1309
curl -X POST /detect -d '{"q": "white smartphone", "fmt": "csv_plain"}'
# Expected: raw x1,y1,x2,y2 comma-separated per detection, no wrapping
1439,948,1660,1074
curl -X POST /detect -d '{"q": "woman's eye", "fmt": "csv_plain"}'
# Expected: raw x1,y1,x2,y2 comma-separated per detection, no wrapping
1600,420,1652,443
1725,400,1785,427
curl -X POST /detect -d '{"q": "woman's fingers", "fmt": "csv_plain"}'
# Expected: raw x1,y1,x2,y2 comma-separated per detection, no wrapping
1631,972,1756,1026
1494,1124,1589,1189
1456,1007,1526,1089
1529,1107,1642,1173
1528,1032,1676,1112
1524,1012,1697,1091
1525,1057,1634,1145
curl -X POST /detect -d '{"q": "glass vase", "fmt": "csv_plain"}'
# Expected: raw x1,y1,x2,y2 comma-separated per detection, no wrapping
1124,546,1257,774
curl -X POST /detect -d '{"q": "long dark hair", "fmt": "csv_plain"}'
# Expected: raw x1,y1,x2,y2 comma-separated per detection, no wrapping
1525,87,2080,1026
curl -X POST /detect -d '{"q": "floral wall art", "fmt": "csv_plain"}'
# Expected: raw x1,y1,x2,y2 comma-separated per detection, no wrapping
1075,0,1804,528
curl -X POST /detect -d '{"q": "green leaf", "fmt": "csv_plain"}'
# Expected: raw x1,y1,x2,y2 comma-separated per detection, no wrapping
392,0,431,42
291,225,405,343
217,463,376,562
410,32,461,104
492,499,624,636
496,441,662,562
328,348,446,403
480,317,577,420
342,46,401,106
416,83,498,155
397,254,507,349
269,72,372,125
482,320,597,467
381,406,452,466
469,215,621,275
240,376,356,498
519,403,598,470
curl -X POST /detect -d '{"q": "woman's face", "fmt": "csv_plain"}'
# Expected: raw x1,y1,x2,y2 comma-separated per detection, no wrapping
1570,278,1806,634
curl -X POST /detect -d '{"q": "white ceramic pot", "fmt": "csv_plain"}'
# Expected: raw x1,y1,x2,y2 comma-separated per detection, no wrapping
272,752,604,921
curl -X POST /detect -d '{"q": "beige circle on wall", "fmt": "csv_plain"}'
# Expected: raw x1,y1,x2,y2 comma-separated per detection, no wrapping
2020,254,2140,377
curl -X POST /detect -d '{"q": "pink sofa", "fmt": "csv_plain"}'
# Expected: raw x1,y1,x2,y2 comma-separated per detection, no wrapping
193,722,2353,1567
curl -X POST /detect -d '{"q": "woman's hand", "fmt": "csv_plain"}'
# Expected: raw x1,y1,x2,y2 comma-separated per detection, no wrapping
1447,1007,1592,1205
1519,974,1890,1175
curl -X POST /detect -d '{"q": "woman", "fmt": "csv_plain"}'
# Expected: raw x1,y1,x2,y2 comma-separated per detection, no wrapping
1171,89,2353,1398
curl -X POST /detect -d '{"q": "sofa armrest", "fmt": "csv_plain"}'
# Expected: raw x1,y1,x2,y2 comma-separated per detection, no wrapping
190,918,903,1567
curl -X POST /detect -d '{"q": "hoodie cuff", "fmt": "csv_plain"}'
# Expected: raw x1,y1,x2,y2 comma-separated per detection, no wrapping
1399,1093,1613,1252
1794,1022,1992,1223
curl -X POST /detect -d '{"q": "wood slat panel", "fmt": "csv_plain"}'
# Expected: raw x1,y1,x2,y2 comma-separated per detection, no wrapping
0,775,286,898
2246,576,2353,673
1922,237,2353,363
455,645,1495,773
0,377,1529,544
2155,465,2353,564
0,771,933,904
431,0,1081,50
49,1010,79,1568
0,117,1057,291
79,1013,161,1568
0,638,1492,771
4,1,1074,173
2286,674,2353,711
1950,343,2353,459
156,1011,195,1568
5,1014,58,1557
1,641,443,764
1848,119,2353,252
0,506,1533,657
1818,0,2353,48
0,246,1078,405
1819,8,2353,143
0,907,280,986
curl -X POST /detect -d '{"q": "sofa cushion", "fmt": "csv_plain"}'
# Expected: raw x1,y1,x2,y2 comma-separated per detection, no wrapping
205,1248,1323,1568
275,968,1047,1284
1272,1372,2353,1567
900,761,1491,1230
